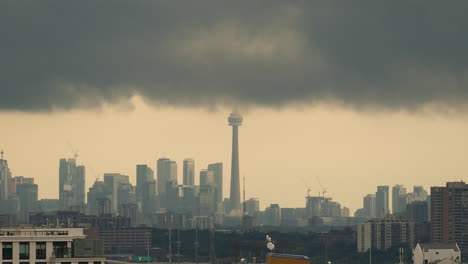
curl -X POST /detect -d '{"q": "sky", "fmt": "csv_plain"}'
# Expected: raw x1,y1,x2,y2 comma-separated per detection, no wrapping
1,1,468,212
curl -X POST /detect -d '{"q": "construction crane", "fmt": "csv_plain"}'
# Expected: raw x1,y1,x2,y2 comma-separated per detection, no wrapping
301,178,312,198
67,141,79,160
315,176,327,198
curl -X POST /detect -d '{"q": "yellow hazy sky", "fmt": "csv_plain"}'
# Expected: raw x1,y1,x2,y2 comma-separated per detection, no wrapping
2,97,468,213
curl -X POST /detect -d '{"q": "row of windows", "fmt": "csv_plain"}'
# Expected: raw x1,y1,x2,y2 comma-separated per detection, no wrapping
2,263,101,264
2,242,62,260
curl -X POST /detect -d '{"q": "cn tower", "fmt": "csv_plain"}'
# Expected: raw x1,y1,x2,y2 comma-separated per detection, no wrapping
228,112,243,213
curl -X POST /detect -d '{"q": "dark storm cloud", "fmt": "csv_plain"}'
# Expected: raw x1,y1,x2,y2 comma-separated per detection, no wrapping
1,1,468,111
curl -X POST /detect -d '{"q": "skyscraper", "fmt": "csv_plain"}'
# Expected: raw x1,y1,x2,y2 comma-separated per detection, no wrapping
199,170,214,186
228,112,242,213
208,162,223,207
183,158,195,186
0,150,12,201
59,158,85,209
392,184,407,214
136,164,155,214
363,194,376,218
375,186,389,218
103,173,129,214
157,158,178,197
431,182,468,259
16,183,38,223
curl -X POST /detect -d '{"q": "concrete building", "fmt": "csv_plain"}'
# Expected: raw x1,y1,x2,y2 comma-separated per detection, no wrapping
136,164,156,215
16,183,38,223
245,198,260,216
375,186,389,218
228,113,242,214
392,184,407,214
431,182,468,259
0,228,105,264
103,173,129,214
183,158,195,186
413,243,461,264
59,158,85,209
357,215,415,252
88,227,151,254
208,162,223,208
363,194,376,218
264,204,281,226
157,158,178,203
86,180,109,216
0,151,12,201
8,176,34,199
406,201,429,223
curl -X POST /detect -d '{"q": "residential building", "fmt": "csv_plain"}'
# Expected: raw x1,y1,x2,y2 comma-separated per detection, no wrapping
208,162,223,207
431,181,468,259
16,183,38,223
363,194,376,218
59,158,85,209
392,184,407,214
0,151,12,201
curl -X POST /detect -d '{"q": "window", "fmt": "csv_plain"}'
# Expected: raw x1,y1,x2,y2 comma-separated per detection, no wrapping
20,262,29,264
60,262,71,264
36,242,46,259
94,262,102,264
36,263,47,264
53,242,68,258
19,242,30,259
79,262,88,264
2,242,12,260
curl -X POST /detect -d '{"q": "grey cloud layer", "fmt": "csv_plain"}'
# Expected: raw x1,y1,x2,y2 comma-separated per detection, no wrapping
1,1,467,111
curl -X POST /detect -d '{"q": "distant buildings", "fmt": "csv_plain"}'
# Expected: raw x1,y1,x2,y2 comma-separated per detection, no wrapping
375,186,389,218
0,151,12,201
264,204,281,226
392,184,407,214
16,183,38,223
208,162,223,209
363,194,376,218
59,158,85,209
357,215,415,252
183,158,195,186
431,181,468,259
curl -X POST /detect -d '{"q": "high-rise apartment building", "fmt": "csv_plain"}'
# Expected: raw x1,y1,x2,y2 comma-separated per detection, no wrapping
431,181,468,259
245,198,260,216
264,204,281,226
16,183,38,223
183,159,195,186
0,151,12,201
59,158,85,209
208,162,223,206
363,194,376,218
200,170,214,186
375,186,389,218
392,184,407,214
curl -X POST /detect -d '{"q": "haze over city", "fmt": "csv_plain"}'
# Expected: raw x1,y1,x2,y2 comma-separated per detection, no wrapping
2,1,468,213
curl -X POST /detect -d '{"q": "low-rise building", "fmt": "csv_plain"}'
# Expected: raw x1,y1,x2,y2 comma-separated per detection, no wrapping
0,228,105,264
413,243,461,264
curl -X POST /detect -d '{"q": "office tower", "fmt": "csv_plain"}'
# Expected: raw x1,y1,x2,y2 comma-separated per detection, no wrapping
16,183,38,223
406,201,428,223
199,185,215,216
103,173,129,214
59,158,86,209
136,164,155,214
431,182,468,259
392,184,407,214
306,196,323,217
363,194,376,218
157,158,178,197
183,159,195,186
0,150,12,200
264,204,281,226
200,170,214,186
375,186,389,218
7,176,34,199
208,162,223,206
228,112,242,213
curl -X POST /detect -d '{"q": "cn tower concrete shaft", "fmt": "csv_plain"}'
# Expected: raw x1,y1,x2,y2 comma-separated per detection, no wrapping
230,125,241,211
228,112,243,213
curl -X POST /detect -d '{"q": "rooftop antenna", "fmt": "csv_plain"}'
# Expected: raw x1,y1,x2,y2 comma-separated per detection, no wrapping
0,149,4,160
67,141,79,160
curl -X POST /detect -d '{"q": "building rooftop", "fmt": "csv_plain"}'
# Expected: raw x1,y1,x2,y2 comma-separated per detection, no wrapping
418,243,460,252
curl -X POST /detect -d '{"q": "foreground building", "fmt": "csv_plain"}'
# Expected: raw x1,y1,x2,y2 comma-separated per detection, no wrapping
413,243,461,264
0,228,104,264
431,182,468,259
